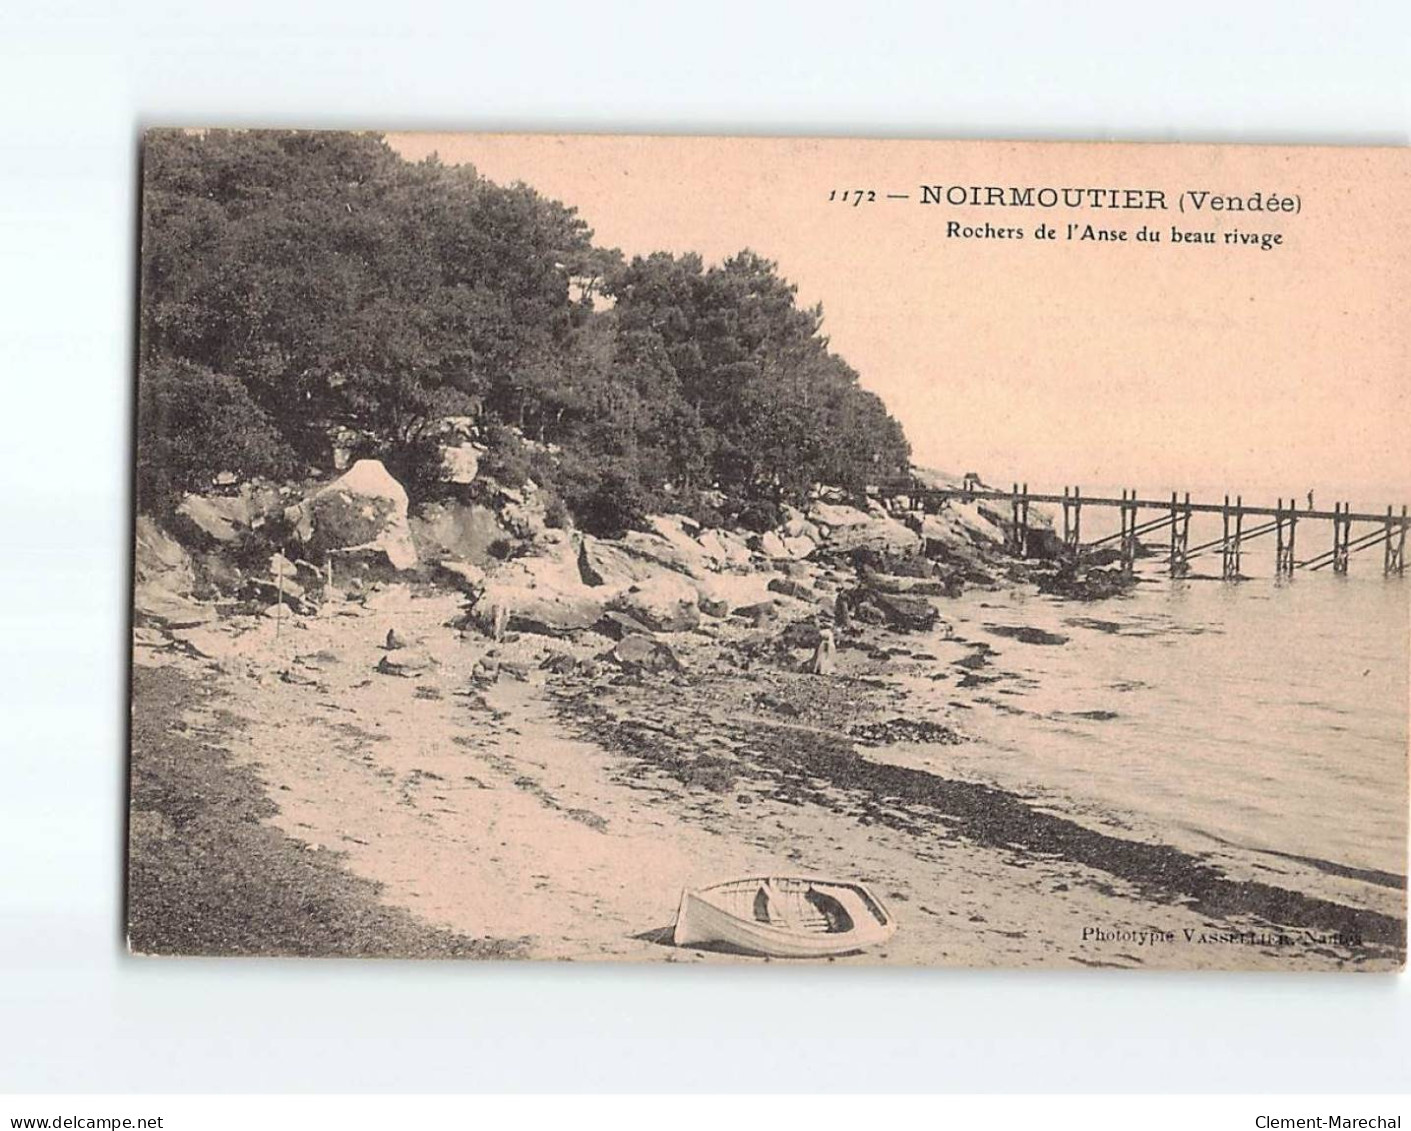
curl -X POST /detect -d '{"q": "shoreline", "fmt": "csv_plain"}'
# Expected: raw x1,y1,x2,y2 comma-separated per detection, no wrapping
129,536,1407,969
127,664,523,960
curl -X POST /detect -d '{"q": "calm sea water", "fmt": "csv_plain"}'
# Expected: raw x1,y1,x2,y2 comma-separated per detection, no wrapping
898,546,1409,917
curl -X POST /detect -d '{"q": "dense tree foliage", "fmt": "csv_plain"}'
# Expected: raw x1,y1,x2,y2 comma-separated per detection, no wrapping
138,129,911,529
135,358,296,506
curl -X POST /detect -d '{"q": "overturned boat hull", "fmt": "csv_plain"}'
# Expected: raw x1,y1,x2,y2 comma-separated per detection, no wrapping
672,876,896,958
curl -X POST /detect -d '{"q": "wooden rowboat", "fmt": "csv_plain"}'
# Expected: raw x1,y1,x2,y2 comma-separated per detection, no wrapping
672,876,897,958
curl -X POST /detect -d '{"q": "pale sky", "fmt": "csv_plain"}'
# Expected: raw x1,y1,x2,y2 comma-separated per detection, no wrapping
390,133,1410,503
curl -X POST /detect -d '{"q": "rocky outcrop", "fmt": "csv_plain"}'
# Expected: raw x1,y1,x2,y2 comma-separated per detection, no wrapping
439,442,482,485
173,482,284,548
646,513,706,552
767,577,814,601
410,500,508,567
779,505,821,543
750,528,815,560
579,536,662,588
175,494,248,545
1036,566,1137,601
844,587,940,633
493,586,607,637
498,480,554,543
810,504,922,557
607,574,701,633
617,529,711,577
856,568,955,597
751,530,788,559
435,559,487,592
376,647,438,677
133,516,213,628
690,571,772,620
472,539,605,637
607,634,681,674
695,527,754,569
292,459,418,571
808,502,873,529
594,610,654,640
781,535,816,560
134,516,195,597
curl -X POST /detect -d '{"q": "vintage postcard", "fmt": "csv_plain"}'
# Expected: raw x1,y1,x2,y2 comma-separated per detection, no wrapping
128,131,1409,969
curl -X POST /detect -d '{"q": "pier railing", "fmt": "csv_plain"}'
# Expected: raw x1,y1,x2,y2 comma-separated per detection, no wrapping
882,481,1409,578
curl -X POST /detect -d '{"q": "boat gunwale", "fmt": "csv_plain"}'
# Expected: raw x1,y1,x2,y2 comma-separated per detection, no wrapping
682,875,896,941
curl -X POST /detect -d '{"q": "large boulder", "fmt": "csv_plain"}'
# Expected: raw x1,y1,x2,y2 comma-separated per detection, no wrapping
439,442,482,485
751,530,789,559
607,633,681,674
583,515,724,580
133,517,213,629
173,482,283,547
647,513,704,549
694,526,757,569
809,502,873,529
957,501,1013,546
594,610,654,640
846,587,939,632
711,529,756,569
616,529,711,577
499,480,554,543
472,538,603,636
296,460,418,571
175,494,248,545
916,513,999,581
781,534,816,560
733,600,780,627
134,516,194,597
579,536,662,588
1036,565,1137,601
411,500,507,566
820,515,921,557
376,647,439,677
697,593,731,619
435,560,487,592
917,513,959,550
779,505,820,542
607,574,701,633
691,571,773,619
858,569,956,598
768,577,815,601
474,577,605,638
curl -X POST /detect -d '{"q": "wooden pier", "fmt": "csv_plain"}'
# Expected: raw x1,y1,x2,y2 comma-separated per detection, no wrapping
885,481,1410,578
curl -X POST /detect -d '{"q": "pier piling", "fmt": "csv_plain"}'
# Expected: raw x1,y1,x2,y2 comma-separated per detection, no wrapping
1384,505,1407,576
1061,486,1082,558
1011,483,1032,557
1333,503,1351,574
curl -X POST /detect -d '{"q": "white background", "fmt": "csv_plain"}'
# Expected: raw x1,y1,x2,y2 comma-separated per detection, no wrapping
2,0,1409,1094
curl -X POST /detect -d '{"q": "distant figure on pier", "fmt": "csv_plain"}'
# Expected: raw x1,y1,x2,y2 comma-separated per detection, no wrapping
1307,490,1315,511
